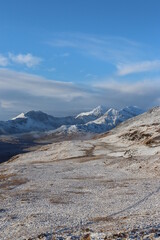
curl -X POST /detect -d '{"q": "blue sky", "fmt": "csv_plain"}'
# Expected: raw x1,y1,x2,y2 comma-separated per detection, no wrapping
0,0,160,119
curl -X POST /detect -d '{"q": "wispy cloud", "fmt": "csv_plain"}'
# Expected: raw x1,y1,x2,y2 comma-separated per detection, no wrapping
8,53,42,68
117,60,160,76
48,33,140,64
48,33,160,77
0,55,8,67
85,73,97,79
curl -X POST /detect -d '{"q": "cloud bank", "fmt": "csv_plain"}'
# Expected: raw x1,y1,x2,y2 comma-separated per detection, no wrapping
0,68,160,120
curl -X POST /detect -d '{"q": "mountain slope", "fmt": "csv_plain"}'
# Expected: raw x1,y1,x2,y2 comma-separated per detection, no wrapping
110,106,160,147
54,106,144,135
86,106,143,132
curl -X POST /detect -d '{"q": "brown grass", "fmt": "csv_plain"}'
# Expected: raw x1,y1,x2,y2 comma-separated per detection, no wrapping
81,233,91,240
7,155,20,163
49,195,71,205
66,190,90,195
30,153,101,164
0,175,28,190
92,131,111,140
121,130,151,142
39,145,51,151
0,194,6,200
77,156,100,163
0,173,16,181
144,135,160,146
63,176,103,181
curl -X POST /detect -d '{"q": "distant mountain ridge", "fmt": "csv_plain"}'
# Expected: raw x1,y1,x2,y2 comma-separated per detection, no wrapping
0,106,144,135
54,106,144,135
0,110,78,135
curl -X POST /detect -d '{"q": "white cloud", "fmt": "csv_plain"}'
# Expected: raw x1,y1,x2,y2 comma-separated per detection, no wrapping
8,53,42,67
117,60,160,76
0,55,8,67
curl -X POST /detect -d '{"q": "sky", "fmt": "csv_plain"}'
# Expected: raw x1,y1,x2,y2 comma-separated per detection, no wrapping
1,0,160,120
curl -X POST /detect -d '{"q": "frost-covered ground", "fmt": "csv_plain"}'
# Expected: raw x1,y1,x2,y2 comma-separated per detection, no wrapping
0,108,160,239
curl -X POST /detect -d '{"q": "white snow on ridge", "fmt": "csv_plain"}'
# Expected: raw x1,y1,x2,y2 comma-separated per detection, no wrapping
76,105,107,118
75,105,108,124
12,112,26,120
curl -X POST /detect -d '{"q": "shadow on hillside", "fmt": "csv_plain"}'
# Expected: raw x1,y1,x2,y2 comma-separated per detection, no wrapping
0,139,45,164
0,132,94,164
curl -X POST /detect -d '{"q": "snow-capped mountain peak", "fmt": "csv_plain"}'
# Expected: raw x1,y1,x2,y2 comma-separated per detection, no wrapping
24,110,55,122
104,108,118,116
12,113,26,120
76,105,107,118
75,105,107,123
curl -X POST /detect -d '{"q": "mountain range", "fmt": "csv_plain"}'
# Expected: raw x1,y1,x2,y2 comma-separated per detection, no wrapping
0,106,144,135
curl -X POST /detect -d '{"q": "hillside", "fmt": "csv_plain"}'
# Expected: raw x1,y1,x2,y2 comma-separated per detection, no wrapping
0,107,159,239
